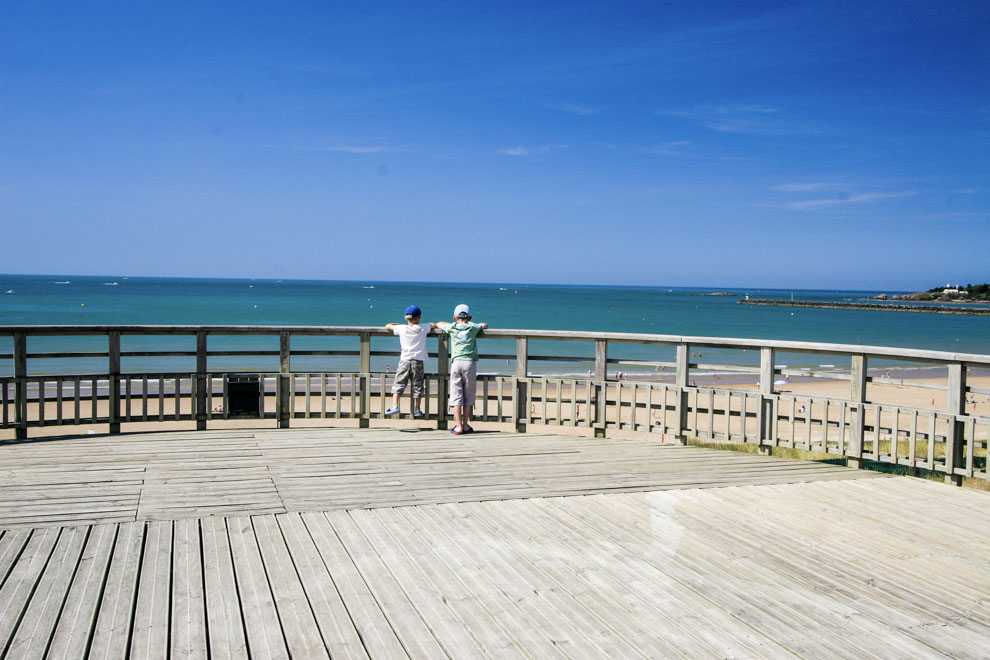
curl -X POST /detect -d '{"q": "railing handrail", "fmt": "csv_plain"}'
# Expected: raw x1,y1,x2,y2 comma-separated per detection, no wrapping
2,323,987,487
2,324,989,366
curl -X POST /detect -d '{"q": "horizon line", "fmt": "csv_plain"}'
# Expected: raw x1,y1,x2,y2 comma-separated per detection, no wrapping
0,272,926,294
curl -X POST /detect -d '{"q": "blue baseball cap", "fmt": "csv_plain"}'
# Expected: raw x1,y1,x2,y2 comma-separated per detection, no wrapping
404,305,421,318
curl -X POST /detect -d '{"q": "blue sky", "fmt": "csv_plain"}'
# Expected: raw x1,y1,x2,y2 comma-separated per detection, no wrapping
2,1,988,290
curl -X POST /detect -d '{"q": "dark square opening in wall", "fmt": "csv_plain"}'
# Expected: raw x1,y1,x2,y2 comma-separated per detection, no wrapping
227,375,261,416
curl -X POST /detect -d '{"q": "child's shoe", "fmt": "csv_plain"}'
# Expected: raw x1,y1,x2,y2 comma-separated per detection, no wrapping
385,407,400,416
413,409,424,418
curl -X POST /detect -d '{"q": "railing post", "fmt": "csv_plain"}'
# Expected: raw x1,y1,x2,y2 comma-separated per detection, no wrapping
945,363,966,486
436,332,449,430
674,343,690,445
758,347,775,455
358,332,370,428
594,339,607,438
515,337,528,433
196,331,207,431
14,332,26,440
848,354,867,469
279,332,291,429
108,331,121,434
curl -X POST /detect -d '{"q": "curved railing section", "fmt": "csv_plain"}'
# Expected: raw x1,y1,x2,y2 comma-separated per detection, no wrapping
1,325,988,485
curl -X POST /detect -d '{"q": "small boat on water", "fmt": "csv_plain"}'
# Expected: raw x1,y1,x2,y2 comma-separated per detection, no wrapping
104,282,119,286
5,290,13,294
54,281,70,284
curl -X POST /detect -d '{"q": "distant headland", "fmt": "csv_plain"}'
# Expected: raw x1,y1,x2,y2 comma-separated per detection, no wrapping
869,283,990,303
737,282,990,316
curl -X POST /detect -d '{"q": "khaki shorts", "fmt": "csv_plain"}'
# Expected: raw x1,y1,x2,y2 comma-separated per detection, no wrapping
391,360,425,397
449,360,477,406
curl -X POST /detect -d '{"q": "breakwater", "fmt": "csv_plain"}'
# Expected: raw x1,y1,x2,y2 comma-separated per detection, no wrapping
738,299,990,316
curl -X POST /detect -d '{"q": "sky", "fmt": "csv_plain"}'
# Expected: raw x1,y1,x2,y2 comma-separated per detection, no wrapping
1,1,988,290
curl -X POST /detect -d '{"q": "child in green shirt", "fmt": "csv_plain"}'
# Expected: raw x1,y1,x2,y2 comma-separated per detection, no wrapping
436,303,488,434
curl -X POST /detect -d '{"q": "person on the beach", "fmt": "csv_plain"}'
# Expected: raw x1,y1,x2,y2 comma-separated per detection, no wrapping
385,306,435,418
436,304,487,434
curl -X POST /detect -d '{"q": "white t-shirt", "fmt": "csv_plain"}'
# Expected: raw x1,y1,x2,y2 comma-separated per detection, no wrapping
392,323,430,361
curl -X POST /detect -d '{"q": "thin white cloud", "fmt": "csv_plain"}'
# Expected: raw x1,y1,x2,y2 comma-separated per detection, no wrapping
914,211,990,220
277,144,397,154
319,145,394,154
547,102,601,116
644,141,690,155
784,191,917,210
705,118,805,135
498,144,568,157
772,182,846,192
660,104,817,136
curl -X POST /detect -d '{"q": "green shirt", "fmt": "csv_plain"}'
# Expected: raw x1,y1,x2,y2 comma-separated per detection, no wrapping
444,322,484,361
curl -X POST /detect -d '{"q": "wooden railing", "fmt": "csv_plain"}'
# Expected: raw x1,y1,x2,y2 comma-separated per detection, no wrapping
1,325,988,485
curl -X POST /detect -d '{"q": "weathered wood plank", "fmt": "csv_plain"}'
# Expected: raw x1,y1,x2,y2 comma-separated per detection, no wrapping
0,527,60,654
226,516,289,659
326,510,447,658
301,511,408,658
130,520,172,659
46,524,116,659
350,507,491,658
171,518,207,659
86,521,144,660
201,516,248,660
252,514,329,658
4,526,86,658
276,513,369,659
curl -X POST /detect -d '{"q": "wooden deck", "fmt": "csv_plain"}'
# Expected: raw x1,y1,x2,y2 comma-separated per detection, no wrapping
1,428,988,658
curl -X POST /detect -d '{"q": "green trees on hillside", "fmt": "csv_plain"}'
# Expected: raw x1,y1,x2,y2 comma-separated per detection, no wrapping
925,283,990,300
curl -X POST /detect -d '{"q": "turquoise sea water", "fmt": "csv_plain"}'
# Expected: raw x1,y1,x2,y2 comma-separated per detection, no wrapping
2,274,989,376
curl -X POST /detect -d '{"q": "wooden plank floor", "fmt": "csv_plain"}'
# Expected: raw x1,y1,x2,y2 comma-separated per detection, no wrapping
1,429,989,658
0,427,885,528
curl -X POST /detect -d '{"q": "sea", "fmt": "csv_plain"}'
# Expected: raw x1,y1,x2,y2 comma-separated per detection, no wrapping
2,274,989,378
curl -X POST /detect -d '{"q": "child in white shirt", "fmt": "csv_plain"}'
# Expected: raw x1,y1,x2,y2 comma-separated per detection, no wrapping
385,306,436,418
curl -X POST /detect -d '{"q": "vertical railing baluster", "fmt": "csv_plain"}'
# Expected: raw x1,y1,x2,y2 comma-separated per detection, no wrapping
280,332,292,428
196,331,207,430
124,376,132,423
321,373,327,418
56,376,64,425
908,410,918,476
108,331,120,433
436,332,449,430
142,376,149,421
91,376,98,423
38,378,46,427
674,343,689,445
945,363,966,486
758,347,774,454
174,376,182,421
514,337,528,433
73,377,81,424
594,339,607,438
849,354,867,469
570,379,577,427
14,332,26,439
2,380,9,427
158,376,164,422
497,376,505,422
